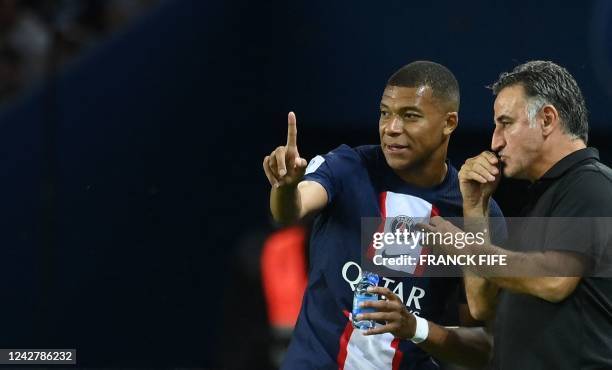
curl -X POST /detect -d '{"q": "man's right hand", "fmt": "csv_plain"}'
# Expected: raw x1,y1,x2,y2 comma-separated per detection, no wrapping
459,151,501,212
263,112,308,188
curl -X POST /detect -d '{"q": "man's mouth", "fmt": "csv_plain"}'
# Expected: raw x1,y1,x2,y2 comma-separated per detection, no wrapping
385,144,409,153
497,154,507,170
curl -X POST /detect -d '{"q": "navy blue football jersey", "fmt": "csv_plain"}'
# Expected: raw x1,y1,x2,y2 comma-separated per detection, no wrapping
282,144,505,370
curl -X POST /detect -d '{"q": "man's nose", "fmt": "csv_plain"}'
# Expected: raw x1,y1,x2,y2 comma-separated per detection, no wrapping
386,115,402,134
491,126,505,152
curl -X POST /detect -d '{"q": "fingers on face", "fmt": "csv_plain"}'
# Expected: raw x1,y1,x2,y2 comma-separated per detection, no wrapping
481,151,499,165
462,157,499,183
467,168,492,183
474,162,498,181
474,155,500,175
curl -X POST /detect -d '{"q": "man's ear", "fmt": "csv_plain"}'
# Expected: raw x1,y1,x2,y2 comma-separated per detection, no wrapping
540,105,559,137
444,112,458,135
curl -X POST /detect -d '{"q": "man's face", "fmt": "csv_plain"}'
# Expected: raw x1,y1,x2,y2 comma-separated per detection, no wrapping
492,85,543,180
379,85,449,172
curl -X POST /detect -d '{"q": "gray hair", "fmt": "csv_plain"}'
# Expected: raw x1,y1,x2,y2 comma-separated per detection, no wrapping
491,61,588,143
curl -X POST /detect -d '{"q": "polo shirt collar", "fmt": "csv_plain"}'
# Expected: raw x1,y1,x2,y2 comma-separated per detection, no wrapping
539,147,599,180
522,148,600,215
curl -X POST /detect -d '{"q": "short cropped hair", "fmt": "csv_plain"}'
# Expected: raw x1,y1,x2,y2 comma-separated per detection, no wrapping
387,61,460,111
490,61,588,143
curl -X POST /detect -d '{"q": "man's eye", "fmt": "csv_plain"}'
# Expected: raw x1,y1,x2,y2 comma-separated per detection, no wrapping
380,111,389,117
496,121,510,127
404,113,419,119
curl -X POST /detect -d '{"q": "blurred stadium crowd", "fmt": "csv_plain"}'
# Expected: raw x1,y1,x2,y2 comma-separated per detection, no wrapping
0,0,158,103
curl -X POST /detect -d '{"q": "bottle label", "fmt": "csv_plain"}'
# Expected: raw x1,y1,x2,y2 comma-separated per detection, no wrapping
352,293,377,316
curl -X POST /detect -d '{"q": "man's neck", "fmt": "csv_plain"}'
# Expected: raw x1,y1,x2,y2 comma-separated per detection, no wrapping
395,161,448,188
530,139,587,182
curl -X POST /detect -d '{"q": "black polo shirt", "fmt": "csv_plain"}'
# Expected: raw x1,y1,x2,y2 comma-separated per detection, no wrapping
494,148,612,370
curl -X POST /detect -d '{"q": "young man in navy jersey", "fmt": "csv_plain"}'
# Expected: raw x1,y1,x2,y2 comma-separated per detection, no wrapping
263,61,504,369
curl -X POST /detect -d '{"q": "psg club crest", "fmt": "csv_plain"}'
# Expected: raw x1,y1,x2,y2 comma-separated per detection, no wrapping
389,215,424,248
369,214,425,275
391,215,416,239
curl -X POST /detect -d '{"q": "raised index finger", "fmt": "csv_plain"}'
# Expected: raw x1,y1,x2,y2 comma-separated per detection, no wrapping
287,111,298,148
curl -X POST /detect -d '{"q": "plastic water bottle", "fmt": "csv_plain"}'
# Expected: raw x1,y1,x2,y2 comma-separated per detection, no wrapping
352,271,380,329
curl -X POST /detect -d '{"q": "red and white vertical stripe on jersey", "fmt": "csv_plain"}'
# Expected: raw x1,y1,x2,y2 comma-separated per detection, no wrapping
337,317,354,369
376,191,436,276
339,192,439,369
338,319,401,370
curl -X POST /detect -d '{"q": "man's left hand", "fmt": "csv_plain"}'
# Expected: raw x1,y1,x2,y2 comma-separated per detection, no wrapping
356,286,418,338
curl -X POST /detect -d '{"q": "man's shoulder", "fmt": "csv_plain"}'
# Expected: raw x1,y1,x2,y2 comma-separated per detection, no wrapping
353,144,382,157
549,159,612,216
321,144,370,160
320,144,384,171
561,159,612,194
576,159,612,183
304,144,377,191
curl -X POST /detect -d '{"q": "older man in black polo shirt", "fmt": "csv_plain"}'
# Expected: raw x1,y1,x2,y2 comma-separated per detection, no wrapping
423,61,612,369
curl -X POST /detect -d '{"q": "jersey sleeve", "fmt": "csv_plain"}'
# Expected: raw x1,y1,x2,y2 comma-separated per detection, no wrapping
302,144,362,205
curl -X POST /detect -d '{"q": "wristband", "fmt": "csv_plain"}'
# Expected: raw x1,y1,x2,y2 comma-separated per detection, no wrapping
410,315,429,344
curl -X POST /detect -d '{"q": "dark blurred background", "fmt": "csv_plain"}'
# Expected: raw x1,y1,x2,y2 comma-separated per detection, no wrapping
0,0,611,368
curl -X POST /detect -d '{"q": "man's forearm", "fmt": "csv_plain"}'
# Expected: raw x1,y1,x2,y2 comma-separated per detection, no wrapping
462,208,498,320
270,184,301,224
464,274,497,321
442,236,571,300
441,240,580,302
419,322,492,368
453,205,525,282
445,206,581,302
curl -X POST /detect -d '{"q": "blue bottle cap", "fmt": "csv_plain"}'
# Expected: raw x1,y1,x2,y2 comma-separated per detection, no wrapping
365,272,379,285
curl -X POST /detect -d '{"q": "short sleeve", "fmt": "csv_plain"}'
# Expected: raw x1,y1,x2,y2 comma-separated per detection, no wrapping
303,155,337,204
303,144,362,205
